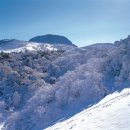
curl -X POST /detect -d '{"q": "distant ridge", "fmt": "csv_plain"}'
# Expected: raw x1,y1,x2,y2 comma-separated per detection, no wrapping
0,39,27,50
0,39,21,44
29,34,76,46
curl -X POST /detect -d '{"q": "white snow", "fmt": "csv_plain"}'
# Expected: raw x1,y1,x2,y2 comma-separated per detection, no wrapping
0,42,58,53
0,40,76,53
0,123,4,130
46,88,130,130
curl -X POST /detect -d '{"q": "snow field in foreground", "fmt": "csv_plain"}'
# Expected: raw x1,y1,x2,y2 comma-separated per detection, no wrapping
46,88,130,130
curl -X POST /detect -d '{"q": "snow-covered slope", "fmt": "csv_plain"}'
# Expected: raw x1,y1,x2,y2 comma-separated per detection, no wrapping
0,39,76,53
0,42,58,52
46,88,130,130
0,35,130,130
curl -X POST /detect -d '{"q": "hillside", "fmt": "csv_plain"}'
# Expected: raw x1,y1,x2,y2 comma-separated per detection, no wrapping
0,35,130,130
0,39,76,53
46,88,130,130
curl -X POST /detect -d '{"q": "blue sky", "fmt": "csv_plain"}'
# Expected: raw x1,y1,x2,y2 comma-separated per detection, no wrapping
0,0,130,46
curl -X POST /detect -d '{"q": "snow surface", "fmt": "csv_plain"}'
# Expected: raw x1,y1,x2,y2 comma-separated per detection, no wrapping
46,88,130,130
0,39,76,53
0,42,57,52
0,124,4,130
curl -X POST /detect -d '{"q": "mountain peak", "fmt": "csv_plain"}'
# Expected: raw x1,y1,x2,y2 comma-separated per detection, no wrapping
29,34,76,46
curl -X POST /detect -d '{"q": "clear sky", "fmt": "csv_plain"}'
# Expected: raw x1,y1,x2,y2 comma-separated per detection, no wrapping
0,0,130,46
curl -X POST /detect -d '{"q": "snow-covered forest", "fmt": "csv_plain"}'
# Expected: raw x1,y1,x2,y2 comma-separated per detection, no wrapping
0,35,130,130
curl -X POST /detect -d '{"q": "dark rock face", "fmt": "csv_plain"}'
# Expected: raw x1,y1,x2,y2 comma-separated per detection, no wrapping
29,34,76,46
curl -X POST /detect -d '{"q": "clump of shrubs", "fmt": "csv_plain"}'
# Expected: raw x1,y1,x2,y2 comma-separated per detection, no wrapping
0,52,9,59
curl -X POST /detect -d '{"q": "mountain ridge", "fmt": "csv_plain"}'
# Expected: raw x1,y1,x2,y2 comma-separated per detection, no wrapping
0,35,76,52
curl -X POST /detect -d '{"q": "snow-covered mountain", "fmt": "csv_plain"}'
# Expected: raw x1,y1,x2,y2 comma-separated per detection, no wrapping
0,35,130,130
0,39,76,53
46,88,130,130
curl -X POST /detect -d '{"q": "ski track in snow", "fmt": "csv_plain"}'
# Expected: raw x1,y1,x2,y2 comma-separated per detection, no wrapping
46,88,130,130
